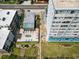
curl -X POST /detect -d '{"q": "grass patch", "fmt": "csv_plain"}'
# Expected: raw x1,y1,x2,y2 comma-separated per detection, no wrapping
0,1,17,4
25,47,38,57
42,42,79,58
1,54,17,59
1,55,9,59
0,0,21,4
16,42,38,45
48,42,79,44
12,48,20,56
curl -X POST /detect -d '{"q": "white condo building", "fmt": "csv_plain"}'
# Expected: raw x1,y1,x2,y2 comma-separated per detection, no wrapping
0,9,17,27
47,0,79,42
0,9,19,35
0,9,19,52
0,28,14,52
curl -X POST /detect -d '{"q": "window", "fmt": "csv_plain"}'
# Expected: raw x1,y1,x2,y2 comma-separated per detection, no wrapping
52,21,55,23
50,30,57,33
52,21,61,23
7,12,10,15
61,25,68,27
72,21,79,23
52,25,55,27
55,10,58,14
55,10,63,14
52,25,59,27
56,21,61,23
60,28,66,30
54,17,57,19
75,17,79,19
71,10,75,14
51,28,58,30
26,35,31,37
62,21,70,23
73,34,77,35
59,10,63,13
2,17,6,21
65,17,72,19
74,31,79,33
76,28,79,30
58,31,64,33
70,25,77,27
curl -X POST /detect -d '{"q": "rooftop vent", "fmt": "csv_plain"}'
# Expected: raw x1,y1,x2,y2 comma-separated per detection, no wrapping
7,12,10,15
2,17,6,21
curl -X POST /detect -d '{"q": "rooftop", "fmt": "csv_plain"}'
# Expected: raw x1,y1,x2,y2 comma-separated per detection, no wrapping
23,11,35,30
17,28,39,42
23,11,35,23
0,9,17,27
52,0,79,9
0,28,10,49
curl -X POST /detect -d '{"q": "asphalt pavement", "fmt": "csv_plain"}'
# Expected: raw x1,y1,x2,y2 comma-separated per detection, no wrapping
0,4,47,9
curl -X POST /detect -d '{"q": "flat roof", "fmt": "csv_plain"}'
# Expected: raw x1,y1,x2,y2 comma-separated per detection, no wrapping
0,28,10,49
23,10,35,29
23,11,35,23
0,9,17,27
52,0,79,8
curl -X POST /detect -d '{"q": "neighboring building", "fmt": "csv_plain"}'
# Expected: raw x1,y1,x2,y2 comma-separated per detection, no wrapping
21,0,31,5
36,0,48,2
47,0,79,42
0,9,19,35
17,11,38,42
32,0,48,4
0,9,19,52
23,11,35,31
17,28,39,42
0,28,14,52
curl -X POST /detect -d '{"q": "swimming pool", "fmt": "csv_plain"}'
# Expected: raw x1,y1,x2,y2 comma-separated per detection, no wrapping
48,37,79,42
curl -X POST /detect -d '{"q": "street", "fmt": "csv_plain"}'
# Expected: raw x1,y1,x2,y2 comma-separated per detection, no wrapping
0,4,47,9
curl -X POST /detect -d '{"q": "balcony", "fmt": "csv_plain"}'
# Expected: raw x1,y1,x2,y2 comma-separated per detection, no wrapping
55,14,79,17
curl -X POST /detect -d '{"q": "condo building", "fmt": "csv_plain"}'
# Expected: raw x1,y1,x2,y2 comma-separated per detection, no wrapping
23,11,35,31
17,10,38,42
47,0,79,42
0,28,14,52
0,9,19,35
0,9,19,52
